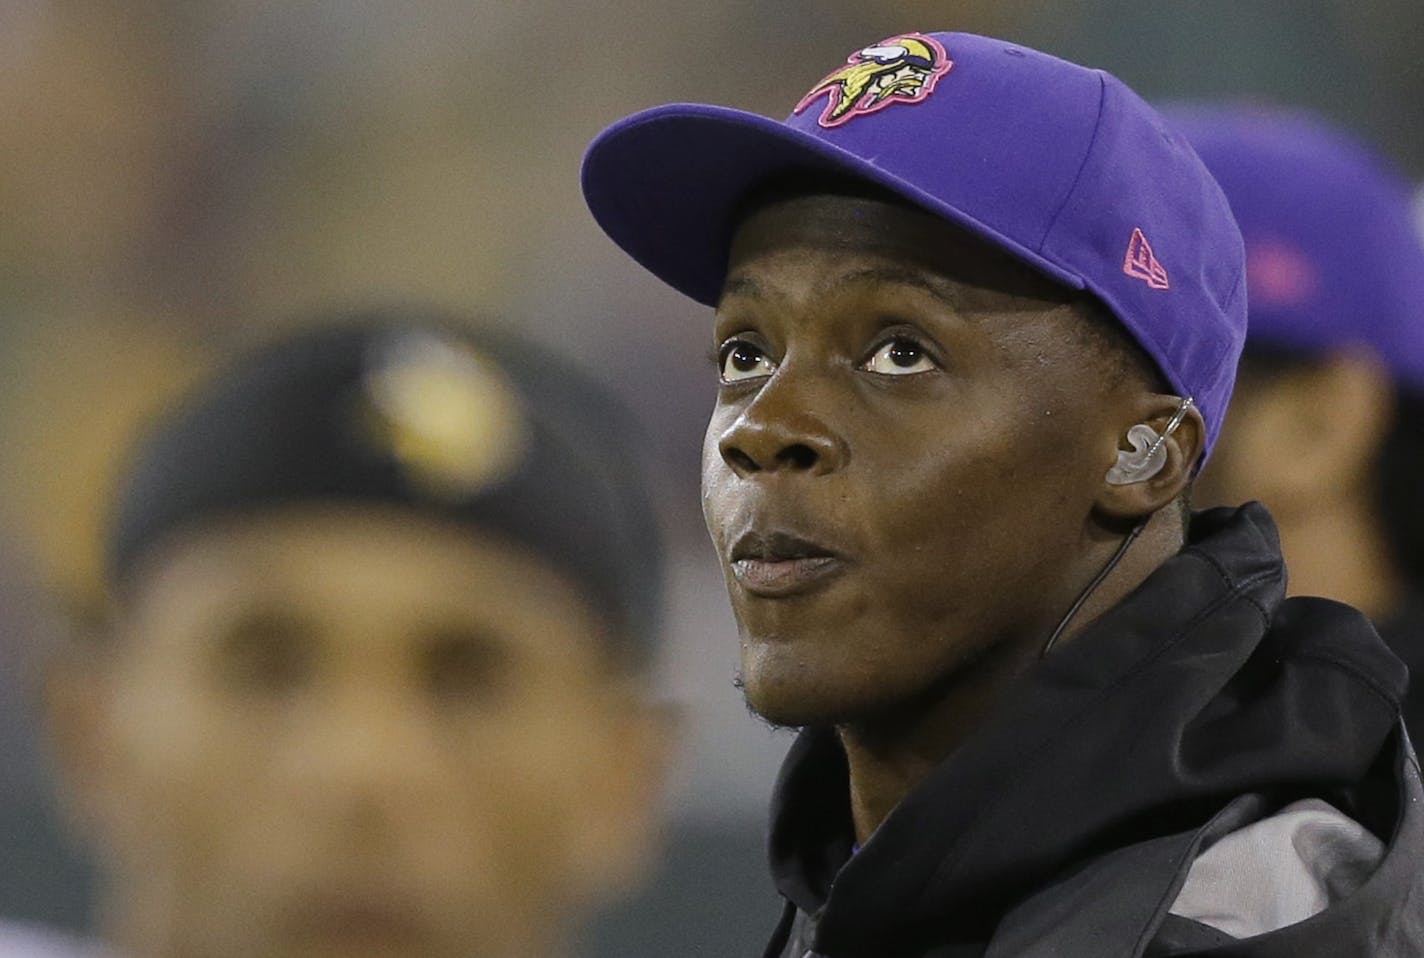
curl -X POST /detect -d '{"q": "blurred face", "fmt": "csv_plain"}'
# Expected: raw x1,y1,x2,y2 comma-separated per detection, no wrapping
702,193,1128,728
80,506,660,958
1193,360,1306,512
1195,350,1393,518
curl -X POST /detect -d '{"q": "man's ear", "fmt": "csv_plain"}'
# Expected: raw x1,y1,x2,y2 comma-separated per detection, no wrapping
1094,395,1206,522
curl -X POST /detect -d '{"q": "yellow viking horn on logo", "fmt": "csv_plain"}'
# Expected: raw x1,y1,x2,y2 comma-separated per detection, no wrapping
795,33,953,129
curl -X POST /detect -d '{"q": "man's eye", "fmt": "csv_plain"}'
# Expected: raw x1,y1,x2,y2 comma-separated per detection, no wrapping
718,340,777,383
214,609,316,696
422,627,511,704
862,338,937,375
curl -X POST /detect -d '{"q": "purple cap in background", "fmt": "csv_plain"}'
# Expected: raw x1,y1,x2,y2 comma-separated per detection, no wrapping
1161,104,1424,392
582,31,1247,456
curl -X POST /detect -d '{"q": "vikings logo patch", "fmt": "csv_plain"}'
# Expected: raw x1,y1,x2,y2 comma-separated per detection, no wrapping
794,33,953,129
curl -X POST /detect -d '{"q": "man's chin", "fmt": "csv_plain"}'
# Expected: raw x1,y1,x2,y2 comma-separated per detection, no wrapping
741,693,830,730
737,641,989,732
738,668,882,729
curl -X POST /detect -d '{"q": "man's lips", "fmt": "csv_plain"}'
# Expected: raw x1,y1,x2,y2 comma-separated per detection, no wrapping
728,530,847,597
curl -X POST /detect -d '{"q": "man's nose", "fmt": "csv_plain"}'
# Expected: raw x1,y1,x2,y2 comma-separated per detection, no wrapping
288,684,440,814
717,370,848,477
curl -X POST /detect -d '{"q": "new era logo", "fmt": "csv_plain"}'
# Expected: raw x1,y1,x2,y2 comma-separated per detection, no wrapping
1123,228,1169,290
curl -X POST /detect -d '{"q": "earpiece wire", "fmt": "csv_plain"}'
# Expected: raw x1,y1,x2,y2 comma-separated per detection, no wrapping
1041,395,1194,657
1141,396,1194,469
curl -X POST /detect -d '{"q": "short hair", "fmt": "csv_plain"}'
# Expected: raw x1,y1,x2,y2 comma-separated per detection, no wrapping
1071,293,1171,394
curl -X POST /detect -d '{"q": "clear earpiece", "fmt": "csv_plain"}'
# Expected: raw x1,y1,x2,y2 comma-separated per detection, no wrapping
1105,397,1194,485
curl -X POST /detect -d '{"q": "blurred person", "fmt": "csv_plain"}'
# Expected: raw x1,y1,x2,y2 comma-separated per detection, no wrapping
0,537,100,958
0,310,209,620
0,312,205,950
1167,105,1424,742
42,311,670,958
583,30,1424,956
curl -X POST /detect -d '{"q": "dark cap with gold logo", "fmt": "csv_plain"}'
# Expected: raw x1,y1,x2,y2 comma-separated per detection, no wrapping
107,308,663,666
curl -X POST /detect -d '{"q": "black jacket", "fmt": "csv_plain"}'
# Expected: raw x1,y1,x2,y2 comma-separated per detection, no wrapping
762,504,1424,957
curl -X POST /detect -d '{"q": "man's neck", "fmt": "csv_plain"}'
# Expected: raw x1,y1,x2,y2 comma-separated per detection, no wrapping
839,509,1185,845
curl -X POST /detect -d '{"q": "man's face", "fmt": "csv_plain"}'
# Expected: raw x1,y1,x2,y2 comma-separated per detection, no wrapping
76,506,660,958
702,193,1127,727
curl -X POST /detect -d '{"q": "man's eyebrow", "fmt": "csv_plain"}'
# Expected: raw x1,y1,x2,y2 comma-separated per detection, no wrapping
720,274,763,300
827,266,963,310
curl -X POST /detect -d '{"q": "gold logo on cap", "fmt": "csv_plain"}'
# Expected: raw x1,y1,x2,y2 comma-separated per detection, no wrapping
362,331,529,500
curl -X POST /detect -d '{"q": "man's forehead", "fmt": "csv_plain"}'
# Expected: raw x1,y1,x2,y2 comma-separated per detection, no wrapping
730,188,932,246
124,507,618,640
724,191,1077,308
720,258,965,315
124,506,502,608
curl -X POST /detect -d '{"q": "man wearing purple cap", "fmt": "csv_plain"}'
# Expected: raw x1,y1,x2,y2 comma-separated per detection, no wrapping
1169,105,1424,746
584,31,1424,957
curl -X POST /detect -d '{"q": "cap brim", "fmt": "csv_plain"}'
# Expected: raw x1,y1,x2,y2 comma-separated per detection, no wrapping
581,103,1086,307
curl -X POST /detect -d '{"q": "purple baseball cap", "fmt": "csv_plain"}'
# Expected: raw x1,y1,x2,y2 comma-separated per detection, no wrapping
582,31,1247,456
1161,104,1424,392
